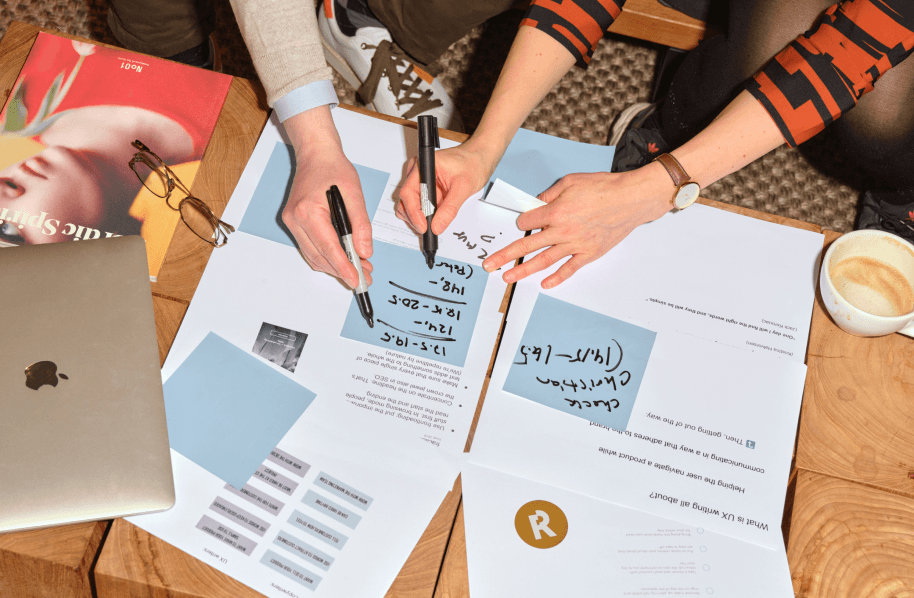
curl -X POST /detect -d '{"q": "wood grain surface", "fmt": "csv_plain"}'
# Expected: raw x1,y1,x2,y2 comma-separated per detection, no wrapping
797,231,914,499
384,479,463,598
0,22,40,103
433,489,468,598
96,518,268,598
152,295,189,366
787,470,914,597
612,0,712,51
0,521,108,598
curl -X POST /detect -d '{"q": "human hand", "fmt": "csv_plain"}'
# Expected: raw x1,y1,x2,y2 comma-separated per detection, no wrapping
282,106,372,289
396,143,496,235
482,166,673,288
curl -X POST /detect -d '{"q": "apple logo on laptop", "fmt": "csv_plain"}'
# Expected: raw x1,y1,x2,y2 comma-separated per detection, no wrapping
24,361,68,390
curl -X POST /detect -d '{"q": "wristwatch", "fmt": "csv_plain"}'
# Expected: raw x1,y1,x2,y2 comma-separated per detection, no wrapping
654,153,700,210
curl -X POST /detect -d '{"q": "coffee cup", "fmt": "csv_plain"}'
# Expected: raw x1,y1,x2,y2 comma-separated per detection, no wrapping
820,229,914,337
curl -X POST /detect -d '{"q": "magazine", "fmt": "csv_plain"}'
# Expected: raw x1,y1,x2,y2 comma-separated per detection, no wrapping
0,32,232,279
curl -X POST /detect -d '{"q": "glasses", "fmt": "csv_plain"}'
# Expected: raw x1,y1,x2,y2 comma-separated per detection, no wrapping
128,140,234,247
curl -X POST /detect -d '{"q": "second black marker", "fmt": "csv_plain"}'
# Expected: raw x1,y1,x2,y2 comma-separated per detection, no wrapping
327,185,374,328
418,115,439,269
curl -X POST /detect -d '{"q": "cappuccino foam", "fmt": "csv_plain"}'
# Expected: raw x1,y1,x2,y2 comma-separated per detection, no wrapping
830,256,914,317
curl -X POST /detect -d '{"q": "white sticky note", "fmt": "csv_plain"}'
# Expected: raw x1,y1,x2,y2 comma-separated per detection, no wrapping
481,179,547,213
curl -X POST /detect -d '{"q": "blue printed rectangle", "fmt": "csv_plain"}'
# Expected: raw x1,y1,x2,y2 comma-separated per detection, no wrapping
314,472,373,511
238,141,391,247
340,240,487,367
273,530,335,571
488,127,615,198
164,333,317,489
302,490,361,529
261,549,322,591
288,510,349,549
503,295,656,431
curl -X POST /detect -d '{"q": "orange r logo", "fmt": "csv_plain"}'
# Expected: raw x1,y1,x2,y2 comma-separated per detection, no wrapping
514,500,568,549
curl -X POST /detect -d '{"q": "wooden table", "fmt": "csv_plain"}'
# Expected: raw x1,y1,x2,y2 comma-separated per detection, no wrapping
3,12,912,598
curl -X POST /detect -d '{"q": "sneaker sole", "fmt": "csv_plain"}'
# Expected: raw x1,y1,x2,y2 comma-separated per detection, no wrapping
319,35,377,112
609,102,653,146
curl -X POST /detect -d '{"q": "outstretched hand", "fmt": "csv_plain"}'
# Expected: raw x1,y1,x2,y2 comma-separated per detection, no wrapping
396,145,495,235
482,167,672,289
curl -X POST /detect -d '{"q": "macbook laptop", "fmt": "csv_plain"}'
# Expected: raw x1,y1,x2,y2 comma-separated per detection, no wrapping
0,236,174,533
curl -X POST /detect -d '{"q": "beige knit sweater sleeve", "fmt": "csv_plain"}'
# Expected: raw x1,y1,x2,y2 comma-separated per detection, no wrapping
228,0,334,107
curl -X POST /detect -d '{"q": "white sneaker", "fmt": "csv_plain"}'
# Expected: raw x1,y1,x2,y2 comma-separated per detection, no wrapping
318,0,464,132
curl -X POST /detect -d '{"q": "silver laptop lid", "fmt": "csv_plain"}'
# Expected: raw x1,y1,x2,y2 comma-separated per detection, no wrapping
0,236,174,533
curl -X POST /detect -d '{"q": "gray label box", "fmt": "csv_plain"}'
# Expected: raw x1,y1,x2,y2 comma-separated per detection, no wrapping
224,483,286,515
261,549,322,591
209,497,271,537
268,448,311,478
253,465,299,496
273,530,335,571
302,490,362,529
195,515,257,555
315,472,373,511
287,510,348,548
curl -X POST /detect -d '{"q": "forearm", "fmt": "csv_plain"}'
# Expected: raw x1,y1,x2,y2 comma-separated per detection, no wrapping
283,105,343,162
228,0,333,106
464,26,576,170
669,90,786,192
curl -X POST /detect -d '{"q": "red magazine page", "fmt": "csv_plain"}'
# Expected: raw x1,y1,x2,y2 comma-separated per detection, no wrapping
0,32,232,278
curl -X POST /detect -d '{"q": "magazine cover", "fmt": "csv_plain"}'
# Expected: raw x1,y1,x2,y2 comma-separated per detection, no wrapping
0,32,232,278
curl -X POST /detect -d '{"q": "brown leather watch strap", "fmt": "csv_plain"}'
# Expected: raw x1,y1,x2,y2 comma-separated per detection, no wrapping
654,153,690,187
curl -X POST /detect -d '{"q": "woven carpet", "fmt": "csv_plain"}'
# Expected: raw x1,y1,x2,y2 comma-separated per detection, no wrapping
2,0,862,232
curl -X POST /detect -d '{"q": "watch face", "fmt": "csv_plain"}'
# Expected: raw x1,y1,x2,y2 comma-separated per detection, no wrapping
674,182,700,209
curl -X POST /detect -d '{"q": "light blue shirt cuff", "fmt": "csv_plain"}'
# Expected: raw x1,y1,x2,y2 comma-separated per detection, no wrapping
273,80,339,122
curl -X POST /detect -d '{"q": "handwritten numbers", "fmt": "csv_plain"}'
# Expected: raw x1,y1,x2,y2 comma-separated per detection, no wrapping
340,241,489,367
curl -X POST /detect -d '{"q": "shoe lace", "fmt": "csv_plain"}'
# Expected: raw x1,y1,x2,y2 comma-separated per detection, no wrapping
358,39,443,120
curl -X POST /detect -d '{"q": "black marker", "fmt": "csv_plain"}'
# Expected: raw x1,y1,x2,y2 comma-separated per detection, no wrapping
327,185,374,328
418,115,439,269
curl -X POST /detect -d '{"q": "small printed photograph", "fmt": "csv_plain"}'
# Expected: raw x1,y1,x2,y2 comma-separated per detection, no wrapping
251,322,308,373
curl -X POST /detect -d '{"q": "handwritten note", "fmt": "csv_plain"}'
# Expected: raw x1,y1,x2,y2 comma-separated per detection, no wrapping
503,295,656,430
163,332,317,489
238,141,391,248
339,241,488,367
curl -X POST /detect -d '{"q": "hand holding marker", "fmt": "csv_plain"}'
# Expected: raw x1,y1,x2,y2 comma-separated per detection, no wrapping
327,185,374,328
418,115,440,269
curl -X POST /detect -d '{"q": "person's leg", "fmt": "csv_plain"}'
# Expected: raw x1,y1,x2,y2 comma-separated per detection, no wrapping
837,55,914,235
108,0,215,59
366,0,519,69
659,0,833,147
658,0,914,235
832,55,914,192
612,0,833,171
